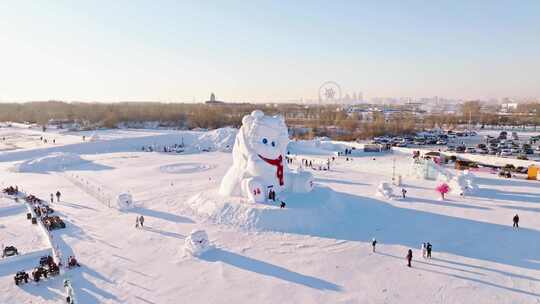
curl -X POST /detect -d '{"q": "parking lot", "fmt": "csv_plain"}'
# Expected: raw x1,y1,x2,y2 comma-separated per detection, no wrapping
372,129,540,163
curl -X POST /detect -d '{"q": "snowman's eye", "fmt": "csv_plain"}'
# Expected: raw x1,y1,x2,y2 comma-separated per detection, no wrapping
271,141,276,147
262,138,268,144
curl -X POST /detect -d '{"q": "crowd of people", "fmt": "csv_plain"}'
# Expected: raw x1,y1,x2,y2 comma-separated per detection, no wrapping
38,136,56,145
289,148,356,172
2,185,19,195
141,144,185,153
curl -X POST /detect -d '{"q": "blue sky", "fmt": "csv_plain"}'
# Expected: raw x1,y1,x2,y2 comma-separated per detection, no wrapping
0,1,538,102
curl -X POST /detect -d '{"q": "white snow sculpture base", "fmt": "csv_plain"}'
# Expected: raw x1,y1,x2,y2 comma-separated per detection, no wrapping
117,193,134,210
184,229,211,256
182,188,343,233
286,169,314,193
376,182,394,199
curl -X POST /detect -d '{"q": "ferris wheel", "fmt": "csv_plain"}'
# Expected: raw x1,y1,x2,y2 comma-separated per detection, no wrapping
318,81,342,105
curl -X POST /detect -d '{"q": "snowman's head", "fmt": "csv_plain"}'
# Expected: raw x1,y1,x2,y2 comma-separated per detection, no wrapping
241,110,289,160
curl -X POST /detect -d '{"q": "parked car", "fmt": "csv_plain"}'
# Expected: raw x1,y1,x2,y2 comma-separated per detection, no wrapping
500,149,512,156
476,143,487,149
456,146,466,153
447,146,455,152
512,132,519,140
515,166,528,174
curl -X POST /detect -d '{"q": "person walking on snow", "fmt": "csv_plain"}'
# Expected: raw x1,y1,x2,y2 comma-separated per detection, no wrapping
139,215,144,228
406,249,413,267
135,216,140,228
371,238,377,253
513,214,519,228
50,193,54,204
401,188,407,199
426,242,432,259
421,243,427,259
55,191,61,202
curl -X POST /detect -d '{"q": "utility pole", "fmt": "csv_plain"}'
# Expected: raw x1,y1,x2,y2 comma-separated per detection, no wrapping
392,157,396,184
468,110,472,131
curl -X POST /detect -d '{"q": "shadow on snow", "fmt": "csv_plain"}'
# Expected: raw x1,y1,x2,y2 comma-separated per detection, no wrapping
275,186,540,297
200,248,341,291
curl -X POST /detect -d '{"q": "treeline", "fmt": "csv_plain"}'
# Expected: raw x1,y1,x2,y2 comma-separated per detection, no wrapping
291,111,418,141
422,101,540,129
0,101,261,129
0,100,538,140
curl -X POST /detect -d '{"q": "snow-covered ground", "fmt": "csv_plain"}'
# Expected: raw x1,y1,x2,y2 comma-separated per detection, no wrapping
0,197,49,255
1,126,540,304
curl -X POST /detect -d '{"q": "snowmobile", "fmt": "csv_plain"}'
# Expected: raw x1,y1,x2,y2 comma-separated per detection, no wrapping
47,263,60,277
43,215,66,230
14,271,29,285
39,255,54,267
2,245,19,257
32,267,47,282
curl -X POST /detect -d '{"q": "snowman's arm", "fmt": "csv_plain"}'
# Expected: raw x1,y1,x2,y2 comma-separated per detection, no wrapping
245,154,261,175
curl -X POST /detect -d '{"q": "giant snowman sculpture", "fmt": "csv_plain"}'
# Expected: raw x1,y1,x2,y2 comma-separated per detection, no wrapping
219,110,313,203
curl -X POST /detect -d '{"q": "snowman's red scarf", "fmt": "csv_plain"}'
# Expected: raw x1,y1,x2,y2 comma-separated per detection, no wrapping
258,154,284,186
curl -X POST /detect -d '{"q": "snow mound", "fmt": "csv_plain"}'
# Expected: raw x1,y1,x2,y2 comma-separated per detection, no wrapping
15,152,87,173
193,127,237,152
117,193,134,210
89,133,100,142
184,229,211,256
181,188,344,233
376,182,394,199
159,163,215,174
288,139,350,155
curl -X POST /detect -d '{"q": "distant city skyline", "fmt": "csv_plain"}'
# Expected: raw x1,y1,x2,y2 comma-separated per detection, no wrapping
1,1,539,102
